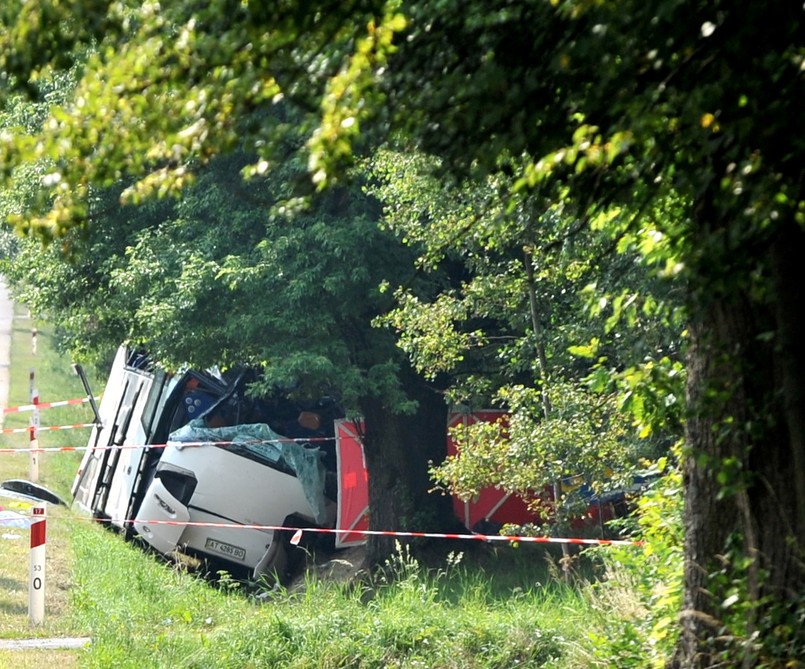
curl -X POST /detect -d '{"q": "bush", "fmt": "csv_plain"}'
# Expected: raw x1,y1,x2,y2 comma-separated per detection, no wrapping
586,454,683,668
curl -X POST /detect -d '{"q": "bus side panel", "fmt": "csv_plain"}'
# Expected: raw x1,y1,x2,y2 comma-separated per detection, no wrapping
71,346,130,514
104,371,155,529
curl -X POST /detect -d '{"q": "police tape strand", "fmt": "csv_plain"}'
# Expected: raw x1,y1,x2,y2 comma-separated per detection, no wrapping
4,507,644,548
1,423,96,435
2,396,99,414
0,436,335,454
2,511,645,547
69,515,643,547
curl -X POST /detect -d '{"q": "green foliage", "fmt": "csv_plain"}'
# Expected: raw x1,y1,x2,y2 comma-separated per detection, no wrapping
587,455,684,668
687,536,805,668
309,4,408,185
1,0,388,234
378,289,486,381
368,146,685,394
370,145,683,528
2,147,428,409
432,381,641,529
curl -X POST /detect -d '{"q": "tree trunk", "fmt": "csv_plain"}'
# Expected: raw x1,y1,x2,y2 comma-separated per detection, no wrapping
358,367,455,568
675,215,805,667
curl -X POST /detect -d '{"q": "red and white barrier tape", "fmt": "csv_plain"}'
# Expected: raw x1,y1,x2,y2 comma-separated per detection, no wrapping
98,517,643,547
5,511,641,547
0,437,330,454
1,423,95,435
3,396,99,414
0,445,93,454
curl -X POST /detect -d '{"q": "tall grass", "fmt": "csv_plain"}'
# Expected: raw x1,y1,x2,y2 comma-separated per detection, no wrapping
69,531,598,668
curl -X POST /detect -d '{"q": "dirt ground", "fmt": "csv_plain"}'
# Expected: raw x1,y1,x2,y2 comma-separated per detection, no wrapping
286,544,368,592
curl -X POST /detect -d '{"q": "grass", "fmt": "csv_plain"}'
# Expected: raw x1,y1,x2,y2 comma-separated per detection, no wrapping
68,531,597,669
1,308,99,668
0,306,94,500
1,309,622,668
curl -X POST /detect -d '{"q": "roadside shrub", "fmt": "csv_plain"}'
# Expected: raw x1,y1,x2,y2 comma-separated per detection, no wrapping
587,449,805,669
586,453,683,668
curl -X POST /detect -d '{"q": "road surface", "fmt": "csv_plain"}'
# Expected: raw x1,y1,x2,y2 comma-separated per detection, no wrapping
0,276,13,429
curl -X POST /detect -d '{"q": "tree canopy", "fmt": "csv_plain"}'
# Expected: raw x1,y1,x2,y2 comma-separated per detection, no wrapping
2,1,803,666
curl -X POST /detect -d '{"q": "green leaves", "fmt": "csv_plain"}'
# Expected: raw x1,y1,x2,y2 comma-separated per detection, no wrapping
567,338,599,359
590,454,683,668
375,290,485,380
309,5,407,186
432,381,640,527
2,0,374,235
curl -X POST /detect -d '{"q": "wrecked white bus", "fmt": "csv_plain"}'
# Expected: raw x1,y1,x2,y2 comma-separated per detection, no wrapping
72,346,343,578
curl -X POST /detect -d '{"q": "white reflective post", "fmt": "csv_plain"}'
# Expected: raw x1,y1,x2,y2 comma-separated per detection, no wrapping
29,504,46,625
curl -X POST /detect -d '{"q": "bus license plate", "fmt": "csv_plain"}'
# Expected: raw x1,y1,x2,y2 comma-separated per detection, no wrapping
205,537,246,561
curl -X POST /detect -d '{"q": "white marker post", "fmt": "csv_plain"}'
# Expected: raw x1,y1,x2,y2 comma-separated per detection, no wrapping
29,504,47,625
29,370,39,482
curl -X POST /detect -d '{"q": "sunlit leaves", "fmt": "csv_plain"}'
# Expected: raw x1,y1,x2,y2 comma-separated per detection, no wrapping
1,0,381,236
431,381,639,527
309,6,407,186
375,290,486,379
514,126,635,191
617,357,685,439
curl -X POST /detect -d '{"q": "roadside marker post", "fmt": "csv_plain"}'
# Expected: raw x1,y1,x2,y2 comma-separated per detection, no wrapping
29,370,40,483
29,504,47,625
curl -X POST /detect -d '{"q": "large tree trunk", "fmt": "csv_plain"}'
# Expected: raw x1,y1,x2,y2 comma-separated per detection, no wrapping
675,215,805,667
358,367,455,567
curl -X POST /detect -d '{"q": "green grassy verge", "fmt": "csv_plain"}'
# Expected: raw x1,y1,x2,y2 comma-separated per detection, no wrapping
70,529,597,669
0,307,96,500
2,312,614,668
1,308,99,668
